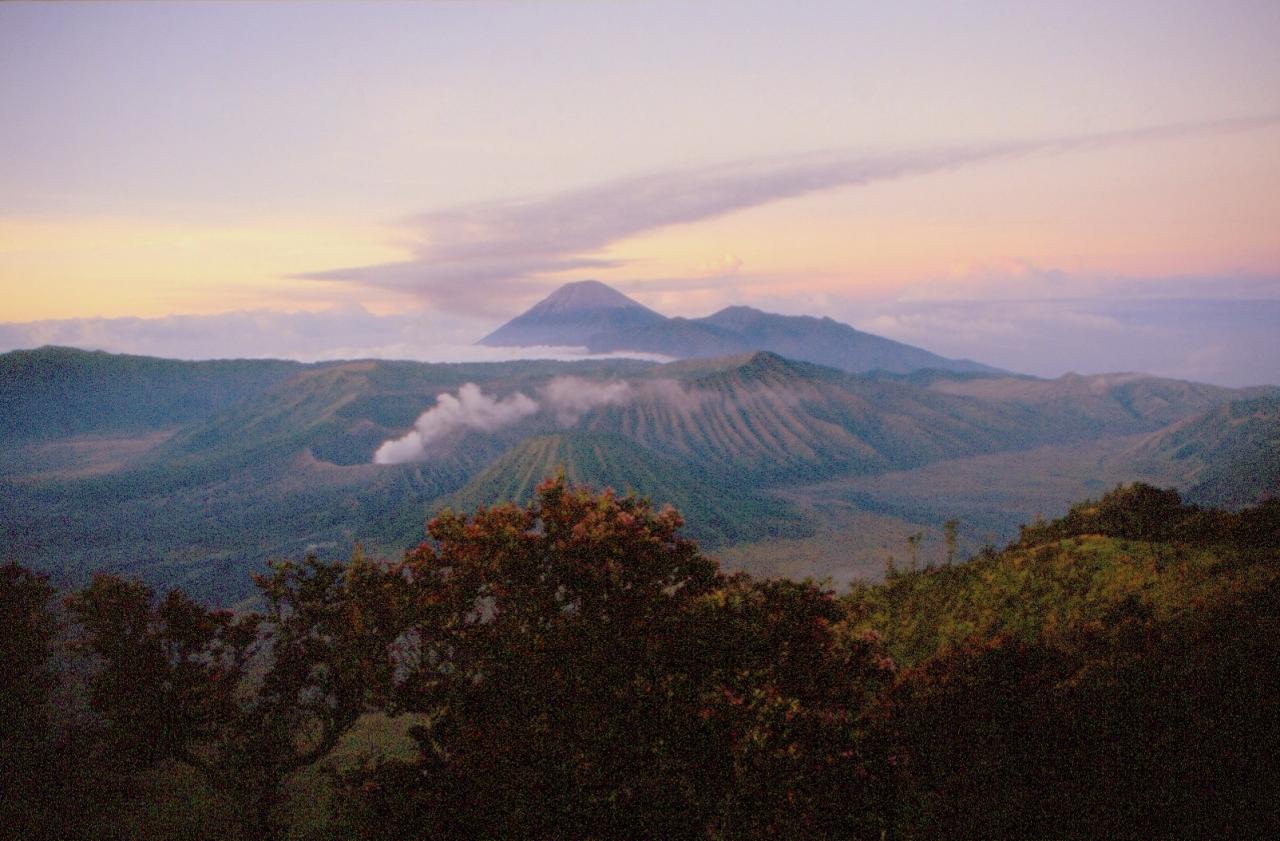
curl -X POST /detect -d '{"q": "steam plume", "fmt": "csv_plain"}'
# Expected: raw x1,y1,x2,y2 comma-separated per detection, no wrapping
373,383,538,464
541,376,633,425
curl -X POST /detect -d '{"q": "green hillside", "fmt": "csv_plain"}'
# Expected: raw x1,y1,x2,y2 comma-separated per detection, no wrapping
437,432,808,547
841,485,1280,839
0,346,305,442
10,483,1277,840
850,483,1280,665
1126,395,1280,508
583,352,1043,482
3,347,1271,606
920,369,1243,435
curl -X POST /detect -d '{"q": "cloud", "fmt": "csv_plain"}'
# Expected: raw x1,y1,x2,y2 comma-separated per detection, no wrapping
850,292,1280,387
0,306,429,361
897,260,1280,305
299,113,1280,315
0,308,676,364
540,376,633,425
373,383,539,465
869,267,1280,385
372,375,645,464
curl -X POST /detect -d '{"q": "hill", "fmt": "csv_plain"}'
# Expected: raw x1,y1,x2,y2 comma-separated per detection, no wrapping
436,432,807,547
2,346,1272,603
596,305,998,374
843,486,1280,838
1125,395,1280,507
910,368,1242,436
0,352,657,601
849,482,1280,664
0,346,305,442
581,352,1076,482
480,280,1000,375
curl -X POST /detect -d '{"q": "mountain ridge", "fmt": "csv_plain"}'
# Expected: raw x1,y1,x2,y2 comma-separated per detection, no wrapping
479,281,1000,375
1124,395,1280,508
3,344,1273,603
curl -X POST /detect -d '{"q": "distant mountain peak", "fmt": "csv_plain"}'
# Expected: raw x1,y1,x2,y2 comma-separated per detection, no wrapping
479,280,1002,376
479,281,665,348
530,280,656,315
710,304,764,317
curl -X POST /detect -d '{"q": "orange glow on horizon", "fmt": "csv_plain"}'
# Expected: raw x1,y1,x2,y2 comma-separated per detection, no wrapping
0,218,407,321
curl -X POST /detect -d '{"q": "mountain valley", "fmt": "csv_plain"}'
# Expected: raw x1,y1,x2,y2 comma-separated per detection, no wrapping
4,290,1275,604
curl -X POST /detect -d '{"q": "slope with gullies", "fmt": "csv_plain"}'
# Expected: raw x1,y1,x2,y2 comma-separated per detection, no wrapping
3,343,1274,605
146,356,653,471
580,352,1054,482
917,369,1243,436
436,431,808,547
1125,395,1280,508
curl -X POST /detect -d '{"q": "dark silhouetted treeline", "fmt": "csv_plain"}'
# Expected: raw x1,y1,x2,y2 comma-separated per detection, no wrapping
2,481,1277,839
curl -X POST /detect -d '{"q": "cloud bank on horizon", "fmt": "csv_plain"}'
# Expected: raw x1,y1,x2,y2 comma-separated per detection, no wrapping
300,114,1280,318
2,99,1276,387
3,276,1278,388
0,307,673,366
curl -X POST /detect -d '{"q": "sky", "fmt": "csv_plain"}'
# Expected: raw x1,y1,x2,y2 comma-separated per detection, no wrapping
1,1,1278,385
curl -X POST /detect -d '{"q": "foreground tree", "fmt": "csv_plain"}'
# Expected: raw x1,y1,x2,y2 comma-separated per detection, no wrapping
1,563,68,839
65,552,400,840
346,478,896,840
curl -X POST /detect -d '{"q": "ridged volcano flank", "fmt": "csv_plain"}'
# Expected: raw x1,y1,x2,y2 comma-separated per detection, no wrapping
655,350,836,388
479,280,665,348
435,432,808,547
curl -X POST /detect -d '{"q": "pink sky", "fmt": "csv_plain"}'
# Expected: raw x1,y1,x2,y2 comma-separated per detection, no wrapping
1,1,1278,383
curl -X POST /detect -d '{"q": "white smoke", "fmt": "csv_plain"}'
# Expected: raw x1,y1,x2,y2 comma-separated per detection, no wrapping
373,383,539,464
540,376,633,425
372,376,689,464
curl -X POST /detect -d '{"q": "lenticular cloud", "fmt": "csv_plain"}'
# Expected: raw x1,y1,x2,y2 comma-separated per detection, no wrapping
373,383,538,464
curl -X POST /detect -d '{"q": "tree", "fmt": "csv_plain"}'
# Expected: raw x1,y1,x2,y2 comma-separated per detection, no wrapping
906,531,924,572
351,478,722,838
1,563,62,838
346,478,897,840
1,563,57,728
686,576,897,839
944,519,959,566
65,552,399,841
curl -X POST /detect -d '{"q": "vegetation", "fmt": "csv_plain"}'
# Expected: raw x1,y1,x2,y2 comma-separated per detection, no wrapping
1130,394,1280,508
437,432,809,546
0,346,305,443
2,480,1277,839
6,346,1273,604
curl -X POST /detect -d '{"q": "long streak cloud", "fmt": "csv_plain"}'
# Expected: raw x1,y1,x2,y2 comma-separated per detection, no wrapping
302,114,1280,316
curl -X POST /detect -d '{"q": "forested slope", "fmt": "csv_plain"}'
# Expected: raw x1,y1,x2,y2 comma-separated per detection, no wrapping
4,481,1276,840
